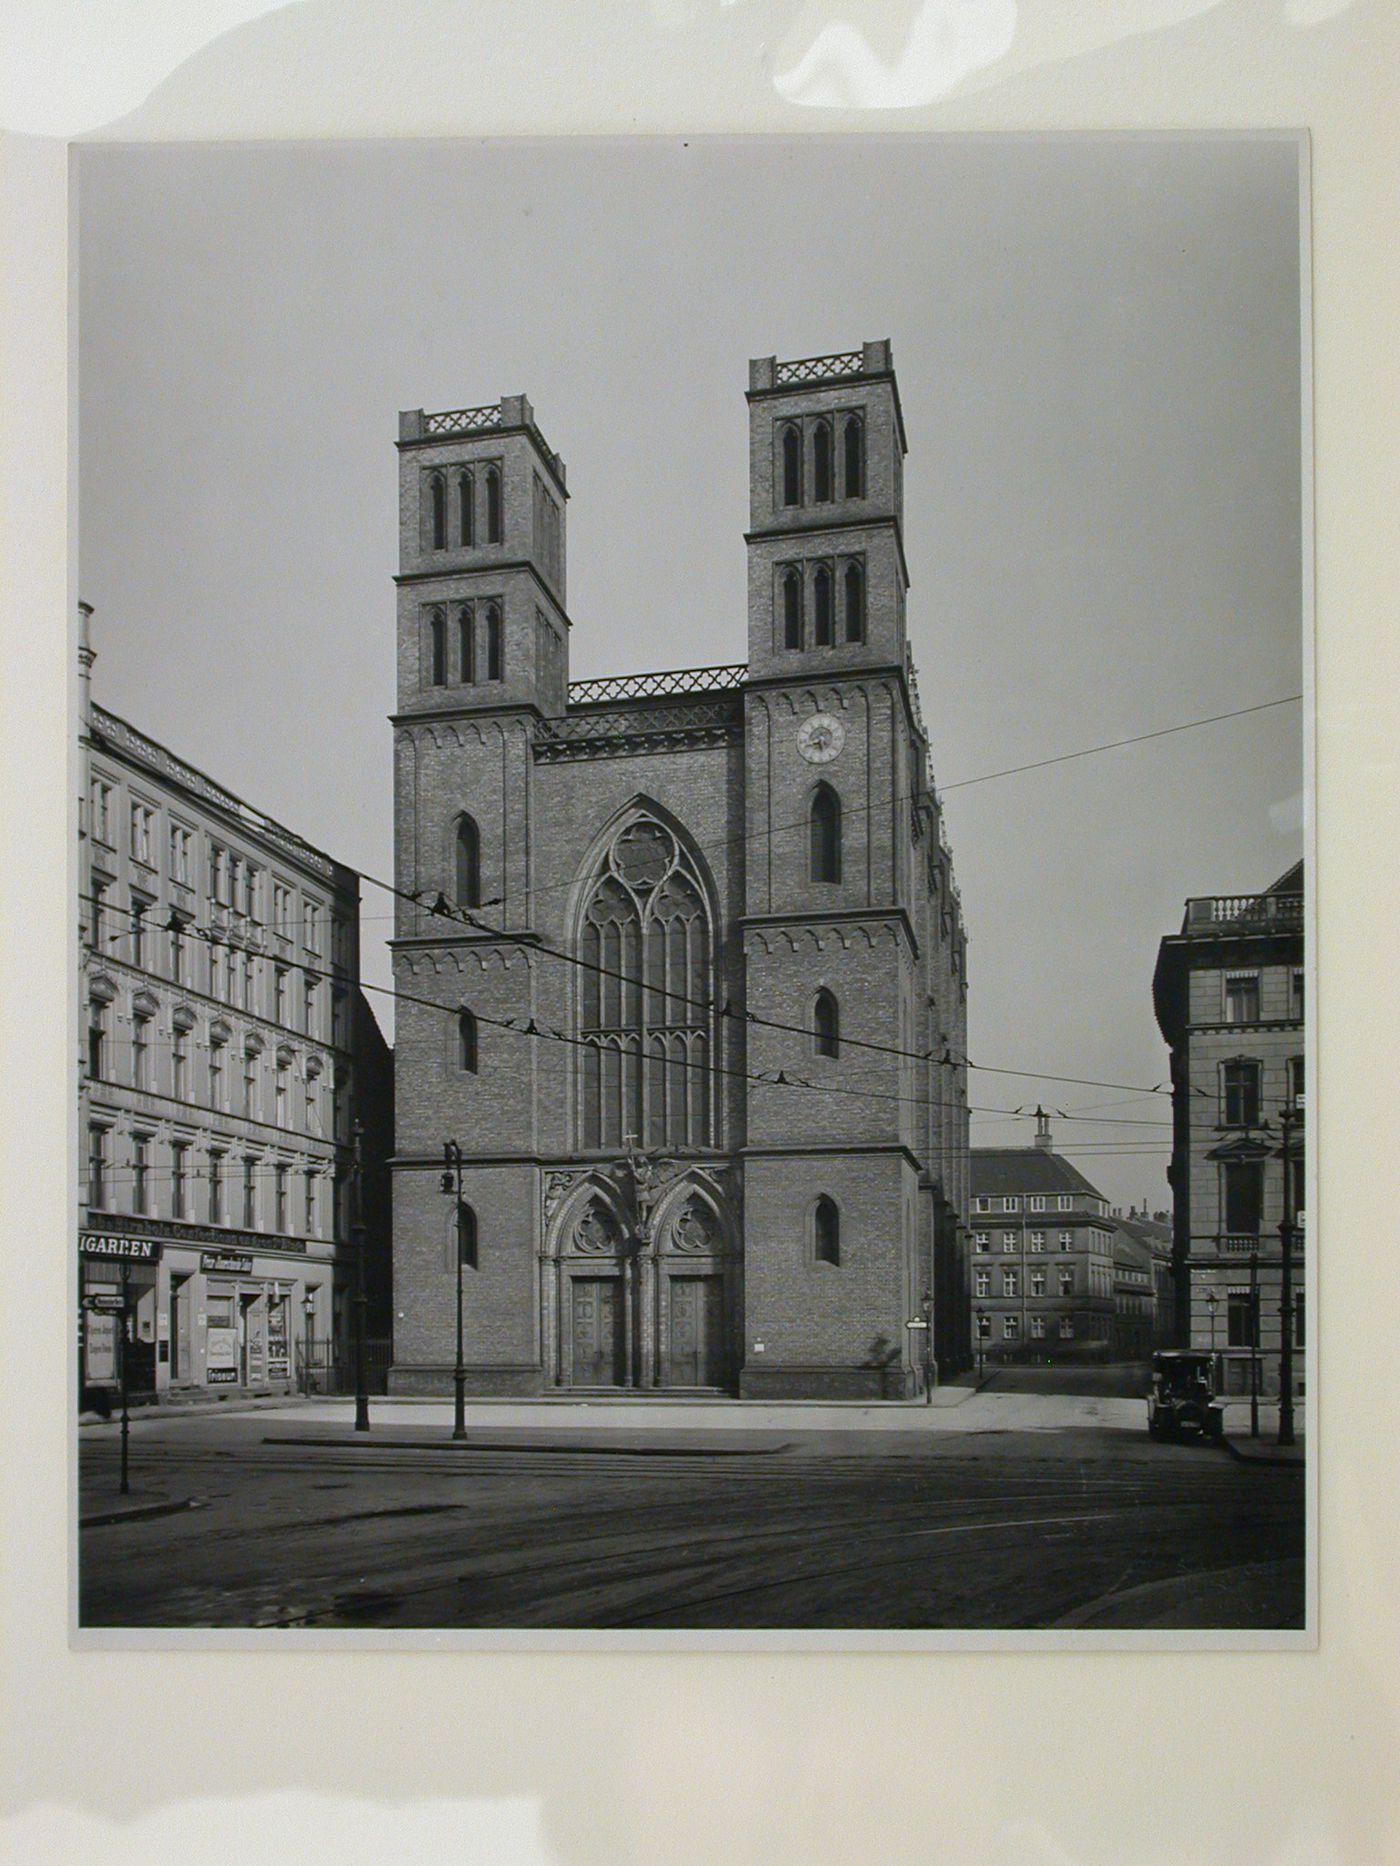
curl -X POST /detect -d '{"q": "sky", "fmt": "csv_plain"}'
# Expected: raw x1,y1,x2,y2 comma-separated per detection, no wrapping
75,134,1304,1211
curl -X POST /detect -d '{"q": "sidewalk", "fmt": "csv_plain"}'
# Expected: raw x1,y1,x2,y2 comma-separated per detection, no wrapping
1215,1399,1306,1467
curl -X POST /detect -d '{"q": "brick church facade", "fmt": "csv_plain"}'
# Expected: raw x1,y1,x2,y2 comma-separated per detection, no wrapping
388,342,971,1398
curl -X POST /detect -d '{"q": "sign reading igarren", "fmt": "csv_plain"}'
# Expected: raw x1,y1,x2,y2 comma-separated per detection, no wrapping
79,1232,163,1264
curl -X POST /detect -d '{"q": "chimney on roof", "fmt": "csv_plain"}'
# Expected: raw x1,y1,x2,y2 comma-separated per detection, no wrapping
1033,1106,1052,1151
78,601,96,730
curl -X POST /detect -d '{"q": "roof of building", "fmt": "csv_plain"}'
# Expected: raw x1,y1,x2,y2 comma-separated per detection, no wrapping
970,1148,1107,1202
1118,1211,1173,1256
1112,1225,1155,1274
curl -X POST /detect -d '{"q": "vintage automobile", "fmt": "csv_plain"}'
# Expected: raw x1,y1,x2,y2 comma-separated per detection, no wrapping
1147,1349,1225,1442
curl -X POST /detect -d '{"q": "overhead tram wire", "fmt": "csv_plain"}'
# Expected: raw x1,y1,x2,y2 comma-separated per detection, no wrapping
81,900,1178,1137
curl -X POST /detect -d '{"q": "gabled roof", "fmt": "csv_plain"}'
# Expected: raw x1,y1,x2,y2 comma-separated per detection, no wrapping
970,1148,1107,1202
1111,1225,1154,1272
1119,1213,1173,1257
1267,859,1303,896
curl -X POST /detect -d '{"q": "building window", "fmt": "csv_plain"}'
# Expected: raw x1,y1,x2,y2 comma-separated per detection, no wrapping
89,778,112,844
781,423,802,506
130,901,147,969
1223,1160,1263,1237
131,1009,151,1091
87,998,108,1081
274,967,288,1026
458,468,474,546
843,414,863,498
304,902,321,954
429,608,447,686
458,605,475,683
452,1202,478,1270
1029,1315,1045,1340
814,1195,841,1266
171,1141,189,1220
304,1168,317,1235
974,1270,990,1297
813,989,840,1059
1289,1054,1305,1109
90,877,109,948
974,1197,991,1214
485,603,503,680
430,472,447,550
1225,973,1260,1025
131,1134,150,1215
578,812,713,1151
1001,1231,1017,1253
1003,1269,1019,1297
172,1025,190,1100
1001,1197,1018,1212
87,1125,108,1209
1222,1060,1262,1127
168,917,186,984
813,564,834,646
813,419,833,502
1029,1195,1046,1212
458,1008,478,1074
275,1057,289,1126
243,952,256,1012
1029,1230,1045,1252
843,561,864,644
208,1150,224,1224
209,1036,226,1110
129,800,154,865
1227,1288,1254,1348
485,466,503,544
275,1164,288,1233
1291,970,1304,1020
1057,1195,1072,1212
243,1157,258,1229
1059,1318,1075,1341
273,882,291,935
304,979,317,1039
1003,1315,1020,1340
455,816,481,909
1030,1270,1046,1296
243,1049,259,1121
781,567,802,650
1294,1292,1305,1349
973,1231,990,1252
977,1313,991,1339
1059,1231,1072,1250
809,784,841,884
169,823,191,884
1059,1267,1075,1296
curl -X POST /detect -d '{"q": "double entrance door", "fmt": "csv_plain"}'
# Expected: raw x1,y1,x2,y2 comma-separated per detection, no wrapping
569,1273,725,1389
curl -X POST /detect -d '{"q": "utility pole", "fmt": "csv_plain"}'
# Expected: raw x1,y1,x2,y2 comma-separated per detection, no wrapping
351,1118,370,1433
1277,1098,1298,1447
441,1140,467,1440
119,1257,131,1495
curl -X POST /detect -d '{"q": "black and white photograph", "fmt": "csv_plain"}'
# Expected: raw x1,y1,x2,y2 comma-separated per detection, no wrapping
70,132,1311,1641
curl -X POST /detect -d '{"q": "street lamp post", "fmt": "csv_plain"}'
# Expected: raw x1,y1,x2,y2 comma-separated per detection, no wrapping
302,1290,316,1398
441,1139,467,1440
1277,1098,1299,1447
975,1306,986,1381
921,1289,935,1405
1248,1250,1260,1440
1205,1287,1219,1371
118,1257,132,1495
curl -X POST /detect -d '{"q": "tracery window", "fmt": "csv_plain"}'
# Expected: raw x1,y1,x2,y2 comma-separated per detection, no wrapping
813,989,840,1058
578,815,713,1151
781,424,802,506
458,469,474,546
813,564,834,646
844,561,865,643
454,815,481,908
429,473,447,550
813,419,833,501
843,414,864,497
781,567,802,650
810,783,841,884
485,466,503,543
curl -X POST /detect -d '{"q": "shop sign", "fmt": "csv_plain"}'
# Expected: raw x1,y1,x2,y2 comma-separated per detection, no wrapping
80,1232,162,1264
84,1292,127,1313
86,1313,118,1383
201,1249,253,1274
267,1296,290,1378
206,1326,239,1383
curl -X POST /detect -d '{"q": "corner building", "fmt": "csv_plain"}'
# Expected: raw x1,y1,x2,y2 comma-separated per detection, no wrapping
389,343,971,1399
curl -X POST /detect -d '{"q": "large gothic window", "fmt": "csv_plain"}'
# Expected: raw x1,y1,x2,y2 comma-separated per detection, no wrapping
454,815,480,907
430,473,447,550
813,564,834,646
578,815,713,1151
781,567,802,650
781,424,802,506
843,414,864,498
813,419,833,502
810,784,841,884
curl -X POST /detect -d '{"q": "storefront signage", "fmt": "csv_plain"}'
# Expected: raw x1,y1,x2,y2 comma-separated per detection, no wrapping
84,1292,127,1313
85,1313,118,1383
80,1232,163,1263
201,1249,253,1274
84,1210,308,1253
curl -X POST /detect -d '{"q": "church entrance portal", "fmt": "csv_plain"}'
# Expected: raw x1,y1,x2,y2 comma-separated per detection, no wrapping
570,1278,626,1387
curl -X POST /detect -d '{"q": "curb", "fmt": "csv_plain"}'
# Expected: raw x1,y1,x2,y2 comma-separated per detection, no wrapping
260,1433,792,1458
1220,1438,1305,1470
80,1496,204,1529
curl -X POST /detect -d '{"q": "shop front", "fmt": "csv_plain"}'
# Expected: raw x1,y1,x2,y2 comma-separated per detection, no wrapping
79,1219,334,1402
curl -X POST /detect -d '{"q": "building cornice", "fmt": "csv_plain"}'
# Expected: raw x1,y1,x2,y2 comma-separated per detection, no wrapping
393,559,572,626
745,513,910,590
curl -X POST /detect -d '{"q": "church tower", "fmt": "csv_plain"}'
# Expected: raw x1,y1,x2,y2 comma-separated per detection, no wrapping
740,342,931,1399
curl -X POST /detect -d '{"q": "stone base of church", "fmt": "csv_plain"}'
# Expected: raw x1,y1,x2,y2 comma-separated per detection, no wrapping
738,1364,917,1401
387,1363,546,1397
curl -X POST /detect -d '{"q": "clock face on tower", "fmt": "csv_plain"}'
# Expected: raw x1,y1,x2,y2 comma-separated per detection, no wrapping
797,713,845,765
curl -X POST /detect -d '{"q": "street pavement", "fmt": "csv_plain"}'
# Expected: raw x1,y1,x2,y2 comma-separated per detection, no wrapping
77,1370,1305,1632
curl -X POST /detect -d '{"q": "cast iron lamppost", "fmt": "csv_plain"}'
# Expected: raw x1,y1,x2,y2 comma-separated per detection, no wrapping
351,1118,370,1433
302,1288,316,1398
1205,1286,1219,1363
975,1306,986,1381
921,1288,935,1404
441,1139,468,1440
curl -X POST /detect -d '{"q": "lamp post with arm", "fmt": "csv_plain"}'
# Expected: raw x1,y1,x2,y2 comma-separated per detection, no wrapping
441,1139,467,1440
975,1306,986,1381
351,1119,370,1433
1277,1097,1299,1447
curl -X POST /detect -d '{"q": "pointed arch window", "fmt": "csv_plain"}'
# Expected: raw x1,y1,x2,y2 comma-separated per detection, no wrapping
428,608,446,686
458,605,475,683
458,469,475,546
449,1200,478,1269
455,816,481,908
781,568,803,650
813,989,840,1059
430,473,447,550
843,414,864,498
457,1008,479,1075
485,604,503,680
810,783,841,884
844,561,865,643
813,419,833,502
814,1196,841,1265
781,424,802,506
577,814,713,1151
485,466,503,543
813,564,834,646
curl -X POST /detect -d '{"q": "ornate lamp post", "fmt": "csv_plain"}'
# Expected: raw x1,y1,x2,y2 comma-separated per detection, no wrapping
1205,1286,1219,1364
922,1288,935,1404
440,1139,467,1440
975,1306,986,1380
302,1289,316,1398
351,1118,370,1433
